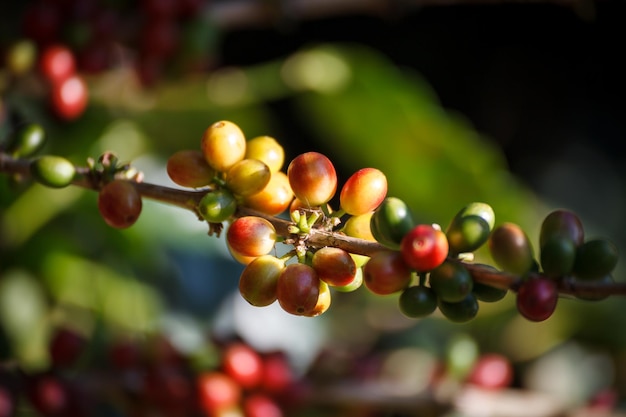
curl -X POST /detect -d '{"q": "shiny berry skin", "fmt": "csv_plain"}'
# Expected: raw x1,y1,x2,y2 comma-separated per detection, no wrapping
467,354,514,390
488,222,535,275
438,293,479,323
245,135,285,173
363,250,412,295
401,224,449,272
370,197,416,250
8,123,46,158
166,149,215,188
30,155,76,188
343,212,376,241
287,152,337,207
50,74,88,120
429,260,473,303
446,202,495,255
242,171,294,216
539,209,584,248
197,372,241,415
201,121,246,172
222,343,263,389
39,44,75,83
225,158,271,197
98,180,143,229
339,167,387,216
309,281,332,317
198,189,237,223
516,278,558,322
239,255,284,307
276,263,321,316
311,247,357,287
333,267,364,292
399,285,438,318
227,216,276,257
573,239,619,280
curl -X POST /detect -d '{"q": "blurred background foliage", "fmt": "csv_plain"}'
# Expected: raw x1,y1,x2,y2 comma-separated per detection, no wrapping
1,1,626,416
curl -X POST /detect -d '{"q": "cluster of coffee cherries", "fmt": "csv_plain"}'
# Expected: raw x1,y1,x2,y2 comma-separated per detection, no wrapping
0,325,294,417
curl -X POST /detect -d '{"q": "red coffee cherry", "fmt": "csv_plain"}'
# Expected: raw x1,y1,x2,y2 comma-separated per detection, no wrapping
50,74,88,121
197,371,241,415
166,149,215,188
39,44,75,83
311,247,357,287
48,327,85,368
400,224,449,272
467,354,514,390
222,343,263,389
239,255,285,307
339,167,387,216
276,263,321,316
243,393,283,417
227,216,276,258
363,250,412,295
287,152,337,208
98,180,142,229
516,278,558,322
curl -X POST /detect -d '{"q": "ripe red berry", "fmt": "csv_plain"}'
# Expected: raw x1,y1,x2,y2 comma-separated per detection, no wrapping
197,372,241,415
222,343,264,389
98,180,143,229
276,263,321,316
227,216,276,258
516,278,558,322
363,250,412,295
287,152,337,208
50,74,88,120
39,44,75,83
467,354,514,390
243,393,283,417
339,167,387,216
400,224,449,272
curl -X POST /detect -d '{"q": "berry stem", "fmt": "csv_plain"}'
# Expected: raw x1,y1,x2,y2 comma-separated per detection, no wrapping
2,151,626,299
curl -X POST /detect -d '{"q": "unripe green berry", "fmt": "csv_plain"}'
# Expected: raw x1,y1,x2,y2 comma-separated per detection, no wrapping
399,285,438,318
370,197,415,250
446,215,491,255
540,235,576,277
540,209,584,248
198,189,237,223
488,222,535,275
573,239,618,280
438,293,479,323
429,260,473,303
30,155,76,188
10,123,46,157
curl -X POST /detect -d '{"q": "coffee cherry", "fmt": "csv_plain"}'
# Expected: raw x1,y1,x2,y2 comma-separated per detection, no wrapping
8,123,46,158
467,354,514,390
516,278,557,322
98,180,143,229
573,239,618,280
343,212,376,241
370,197,416,249
201,121,246,172
166,149,215,188
339,167,387,216
398,285,438,318
197,371,241,415
261,352,293,394
363,250,412,295
287,152,337,207
30,155,76,188
48,327,85,368
472,282,508,302
243,393,283,417
540,235,576,277
50,74,88,120
429,260,473,303
245,135,285,173
25,373,69,417
222,343,263,389
311,247,357,287
39,44,75,83
227,216,276,257
400,224,449,273
310,280,332,317
276,263,321,316
198,189,237,223
438,293,479,323
488,222,535,275
242,172,294,216
239,255,284,307
225,158,271,197
539,209,584,248
446,202,495,255
332,267,364,292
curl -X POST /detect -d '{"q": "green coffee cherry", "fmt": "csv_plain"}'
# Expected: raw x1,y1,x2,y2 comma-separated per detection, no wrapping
438,293,479,323
198,189,237,223
488,222,535,275
10,123,46,158
573,239,618,280
30,155,76,188
446,202,495,255
539,209,584,248
370,197,415,250
469,263,508,302
429,260,473,303
398,285,437,318
540,235,576,277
